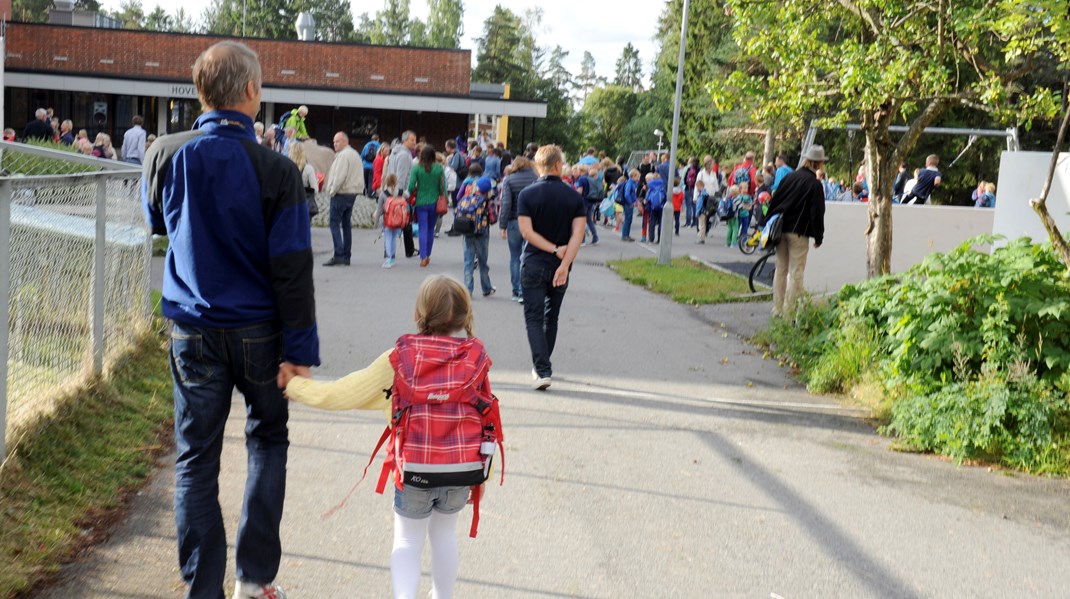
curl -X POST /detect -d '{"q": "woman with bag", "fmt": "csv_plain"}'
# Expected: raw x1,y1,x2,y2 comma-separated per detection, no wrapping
408,144,448,267
288,142,319,218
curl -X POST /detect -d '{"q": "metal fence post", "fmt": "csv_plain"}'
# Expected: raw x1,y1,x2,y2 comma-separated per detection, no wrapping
0,180,13,459
93,176,106,376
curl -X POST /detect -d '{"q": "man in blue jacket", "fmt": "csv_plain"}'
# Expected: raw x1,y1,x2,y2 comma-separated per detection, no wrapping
143,41,318,599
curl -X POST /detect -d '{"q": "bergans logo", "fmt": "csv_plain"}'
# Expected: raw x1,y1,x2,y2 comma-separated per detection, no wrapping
427,393,449,401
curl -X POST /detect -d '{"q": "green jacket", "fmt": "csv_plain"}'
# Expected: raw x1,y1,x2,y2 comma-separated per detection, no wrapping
407,163,445,207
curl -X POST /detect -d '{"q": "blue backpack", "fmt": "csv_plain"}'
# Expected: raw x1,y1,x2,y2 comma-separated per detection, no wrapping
454,191,487,235
717,196,737,219
647,183,666,211
732,165,751,188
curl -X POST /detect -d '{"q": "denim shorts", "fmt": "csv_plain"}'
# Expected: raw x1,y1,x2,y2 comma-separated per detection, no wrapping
394,485,469,519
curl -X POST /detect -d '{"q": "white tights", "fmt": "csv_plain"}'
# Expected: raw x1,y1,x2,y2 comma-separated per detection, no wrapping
391,511,460,599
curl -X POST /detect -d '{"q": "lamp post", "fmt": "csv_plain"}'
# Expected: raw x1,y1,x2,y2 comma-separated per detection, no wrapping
658,0,689,266
655,128,665,156
296,11,316,41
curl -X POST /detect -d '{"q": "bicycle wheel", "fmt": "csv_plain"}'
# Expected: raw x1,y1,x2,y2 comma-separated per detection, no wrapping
749,251,776,293
739,226,758,255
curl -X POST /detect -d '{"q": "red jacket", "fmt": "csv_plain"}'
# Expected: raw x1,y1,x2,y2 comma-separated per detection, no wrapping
731,159,758,195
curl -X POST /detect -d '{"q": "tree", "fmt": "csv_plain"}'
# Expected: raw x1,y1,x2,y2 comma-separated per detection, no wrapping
614,43,643,92
582,85,640,156
369,0,411,45
576,51,603,105
472,6,527,86
545,45,576,101
714,0,1067,277
110,0,145,29
424,0,464,49
143,5,171,31
171,7,195,32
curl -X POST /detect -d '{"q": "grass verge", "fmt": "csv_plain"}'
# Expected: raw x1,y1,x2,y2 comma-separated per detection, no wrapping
608,256,755,304
0,297,172,598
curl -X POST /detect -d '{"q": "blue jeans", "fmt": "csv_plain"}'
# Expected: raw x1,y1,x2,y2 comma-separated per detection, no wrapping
506,220,523,297
622,203,634,238
384,227,400,259
329,194,356,260
521,261,569,378
463,233,493,294
415,204,438,260
170,321,288,599
584,202,599,243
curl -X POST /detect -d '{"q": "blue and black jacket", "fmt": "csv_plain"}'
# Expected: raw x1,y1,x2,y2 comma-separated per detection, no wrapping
143,110,319,366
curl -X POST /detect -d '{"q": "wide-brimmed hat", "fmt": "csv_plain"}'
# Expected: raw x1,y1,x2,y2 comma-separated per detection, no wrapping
801,145,828,162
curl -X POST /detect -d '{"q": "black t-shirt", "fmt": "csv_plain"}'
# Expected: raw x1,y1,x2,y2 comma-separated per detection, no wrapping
518,175,585,269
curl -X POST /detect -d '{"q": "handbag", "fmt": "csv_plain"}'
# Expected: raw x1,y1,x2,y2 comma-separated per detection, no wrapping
436,194,449,216
305,188,319,217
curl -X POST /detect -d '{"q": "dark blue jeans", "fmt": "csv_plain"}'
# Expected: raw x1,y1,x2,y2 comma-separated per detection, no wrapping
647,208,663,243
521,262,569,378
415,203,438,260
506,219,523,297
621,203,634,238
329,194,356,260
170,321,288,599
463,233,493,294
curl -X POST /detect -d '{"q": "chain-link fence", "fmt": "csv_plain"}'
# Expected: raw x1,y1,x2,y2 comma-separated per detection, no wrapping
0,141,150,459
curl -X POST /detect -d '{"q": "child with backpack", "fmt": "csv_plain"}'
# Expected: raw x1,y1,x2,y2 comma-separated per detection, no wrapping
719,185,740,247
671,177,684,236
284,274,504,599
455,177,497,297
736,185,754,247
644,173,666,244
377,173,408,268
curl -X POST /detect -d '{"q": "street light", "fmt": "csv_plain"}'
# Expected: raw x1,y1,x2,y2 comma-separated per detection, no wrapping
654,129,665,155
658,0,690,266
296,12,316,41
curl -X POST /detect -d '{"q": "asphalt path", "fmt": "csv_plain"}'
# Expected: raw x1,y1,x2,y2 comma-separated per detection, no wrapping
35,216,1070,598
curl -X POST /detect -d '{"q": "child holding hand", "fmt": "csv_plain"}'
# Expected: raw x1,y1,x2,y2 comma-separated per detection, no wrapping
286,275,503,599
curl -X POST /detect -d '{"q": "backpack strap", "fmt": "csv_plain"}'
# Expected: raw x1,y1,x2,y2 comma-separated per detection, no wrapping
468,483,482,538
322,420,393,518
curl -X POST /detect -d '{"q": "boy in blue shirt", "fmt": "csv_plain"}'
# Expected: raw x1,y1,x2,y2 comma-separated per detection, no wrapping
645,173,666,244
621,169,640,242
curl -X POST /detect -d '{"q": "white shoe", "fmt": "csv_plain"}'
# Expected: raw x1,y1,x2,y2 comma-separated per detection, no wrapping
233,581,286,599
533,376,551,391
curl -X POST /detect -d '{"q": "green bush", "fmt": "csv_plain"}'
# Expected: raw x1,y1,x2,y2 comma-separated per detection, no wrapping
758,235,1070,474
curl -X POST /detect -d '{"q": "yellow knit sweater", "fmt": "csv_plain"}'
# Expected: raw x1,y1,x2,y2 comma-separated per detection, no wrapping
285,349,394,414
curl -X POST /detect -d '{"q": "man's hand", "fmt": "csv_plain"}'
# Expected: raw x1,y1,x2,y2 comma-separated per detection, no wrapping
553,264,570,287
500,228,507,240
277,362,311,389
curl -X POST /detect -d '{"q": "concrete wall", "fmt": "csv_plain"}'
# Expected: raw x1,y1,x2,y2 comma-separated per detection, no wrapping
804,202,994,295
992,151,1070,246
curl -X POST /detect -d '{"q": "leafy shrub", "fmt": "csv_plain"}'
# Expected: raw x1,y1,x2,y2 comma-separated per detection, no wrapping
758,235,1070,474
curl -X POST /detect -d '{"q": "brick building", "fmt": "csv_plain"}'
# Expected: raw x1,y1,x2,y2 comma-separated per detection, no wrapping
1,21,545,152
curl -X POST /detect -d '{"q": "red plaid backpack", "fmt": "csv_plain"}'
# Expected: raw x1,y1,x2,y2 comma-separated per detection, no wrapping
366,334,504,537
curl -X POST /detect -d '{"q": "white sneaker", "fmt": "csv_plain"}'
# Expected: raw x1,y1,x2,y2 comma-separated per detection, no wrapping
233,581,286,599
533,376,551,391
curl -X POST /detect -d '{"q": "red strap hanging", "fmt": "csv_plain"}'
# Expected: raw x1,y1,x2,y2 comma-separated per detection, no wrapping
468,484,482,538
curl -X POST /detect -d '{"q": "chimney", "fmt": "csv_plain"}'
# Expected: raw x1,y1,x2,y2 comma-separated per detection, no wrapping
295,12,315,41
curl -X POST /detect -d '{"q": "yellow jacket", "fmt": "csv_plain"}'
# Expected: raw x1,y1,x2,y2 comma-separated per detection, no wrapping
285,349,393,415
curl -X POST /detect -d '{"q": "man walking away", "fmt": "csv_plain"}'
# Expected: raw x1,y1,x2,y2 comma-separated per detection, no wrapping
517,145,585,391
143,41,318,599
324,132,365,266
766,145,827,319
122,115,147,165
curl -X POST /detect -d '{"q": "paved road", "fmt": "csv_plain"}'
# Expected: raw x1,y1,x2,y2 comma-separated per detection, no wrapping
37,218,1070,598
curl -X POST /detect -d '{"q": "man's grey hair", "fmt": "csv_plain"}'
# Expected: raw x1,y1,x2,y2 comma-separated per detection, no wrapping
192,41,262,111
402,130,416,143
35,108,47,119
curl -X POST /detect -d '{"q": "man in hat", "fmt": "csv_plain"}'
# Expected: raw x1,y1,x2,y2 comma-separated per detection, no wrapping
766,144,828,318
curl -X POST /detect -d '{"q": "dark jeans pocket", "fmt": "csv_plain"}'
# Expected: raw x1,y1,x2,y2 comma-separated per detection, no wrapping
521,265,546,288
171,332,212,385
243,333,283,386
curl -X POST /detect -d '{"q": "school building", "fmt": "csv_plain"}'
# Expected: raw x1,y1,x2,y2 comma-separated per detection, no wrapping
1,19,546,152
